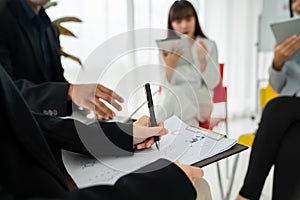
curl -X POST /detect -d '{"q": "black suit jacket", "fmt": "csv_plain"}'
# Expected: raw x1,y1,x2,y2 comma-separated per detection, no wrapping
0,0,72,116
0,65,196,199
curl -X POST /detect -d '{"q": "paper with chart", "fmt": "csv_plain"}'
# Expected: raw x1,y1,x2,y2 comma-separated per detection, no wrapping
62,115,237,188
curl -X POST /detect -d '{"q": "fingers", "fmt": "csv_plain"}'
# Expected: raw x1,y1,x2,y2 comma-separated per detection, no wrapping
174,162,204,185
135,138,155,150
97,84,124,103
95,86,123,111
156,119,164,127
96,89,122,111
189,165,204,179
148,126,168,137
279,35,300,56
134,115,150,126
170,45,184,56
198,40,208,52
274,35,300,69
92,98,115,120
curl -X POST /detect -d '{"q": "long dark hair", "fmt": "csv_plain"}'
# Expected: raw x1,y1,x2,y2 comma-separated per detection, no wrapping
290,0,294,18
167,0,207,39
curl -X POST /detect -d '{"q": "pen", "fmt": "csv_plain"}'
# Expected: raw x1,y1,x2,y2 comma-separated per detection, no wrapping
144,83,160,150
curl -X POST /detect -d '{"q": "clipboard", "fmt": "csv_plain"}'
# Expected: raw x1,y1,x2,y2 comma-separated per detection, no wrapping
186,125,226,141
192,143,248,167
155,35,193,61
270,17,300,60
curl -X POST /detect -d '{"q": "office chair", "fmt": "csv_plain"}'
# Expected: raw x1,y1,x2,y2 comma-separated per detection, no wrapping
199,63,228,134
226,83,279,200
199,63,232,200
238,83,279,147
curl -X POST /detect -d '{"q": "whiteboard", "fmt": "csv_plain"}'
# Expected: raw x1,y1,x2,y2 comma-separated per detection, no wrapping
258,0,290,52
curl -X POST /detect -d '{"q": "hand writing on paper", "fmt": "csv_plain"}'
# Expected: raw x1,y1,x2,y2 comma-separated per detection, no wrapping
68,84,124,120
133,116,168,150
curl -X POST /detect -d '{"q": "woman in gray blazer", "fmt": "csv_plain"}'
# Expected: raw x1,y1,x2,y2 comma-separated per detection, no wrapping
237,0,300,199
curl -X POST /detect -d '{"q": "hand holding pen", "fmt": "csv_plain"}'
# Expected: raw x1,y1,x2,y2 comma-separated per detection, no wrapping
132,116,167,150
145,83,160,150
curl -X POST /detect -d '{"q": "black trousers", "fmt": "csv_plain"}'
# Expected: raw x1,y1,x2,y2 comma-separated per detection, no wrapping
239,96,300,200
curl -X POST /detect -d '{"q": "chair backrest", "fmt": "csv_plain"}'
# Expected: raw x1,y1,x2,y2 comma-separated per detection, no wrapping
199,63,228,132
213,63,227,103
259,83,279,108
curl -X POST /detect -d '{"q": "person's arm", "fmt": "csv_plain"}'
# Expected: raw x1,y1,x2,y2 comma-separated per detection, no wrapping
0,160,198,200
161,46,183,83
197,40,220,90
0,11,123,118
272,35,300,71
268,35,300,94
66,159,197,200
34,112,134,156
0,14,73,116
14,79,72,116
268,63,287,94
34,113,167,157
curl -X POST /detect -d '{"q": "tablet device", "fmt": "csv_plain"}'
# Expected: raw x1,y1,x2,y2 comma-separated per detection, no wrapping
155,35,193,62
270,17,300,59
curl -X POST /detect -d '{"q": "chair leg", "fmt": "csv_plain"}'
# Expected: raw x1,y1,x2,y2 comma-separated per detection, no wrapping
224,154,240,200
226,158,230,179
217,162,225,199
225,118,230,179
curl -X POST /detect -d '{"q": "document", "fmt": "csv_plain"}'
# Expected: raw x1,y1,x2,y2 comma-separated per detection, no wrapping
62,115,237,188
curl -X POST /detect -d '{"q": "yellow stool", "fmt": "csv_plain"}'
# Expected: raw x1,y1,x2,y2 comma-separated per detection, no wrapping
238,133,255,147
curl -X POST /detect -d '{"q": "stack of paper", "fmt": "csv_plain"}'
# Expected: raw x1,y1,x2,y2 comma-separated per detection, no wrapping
62,115,237,188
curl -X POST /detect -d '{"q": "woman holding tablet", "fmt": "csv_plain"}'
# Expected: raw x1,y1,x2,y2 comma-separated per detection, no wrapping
156,0,220,127
237,0,300,199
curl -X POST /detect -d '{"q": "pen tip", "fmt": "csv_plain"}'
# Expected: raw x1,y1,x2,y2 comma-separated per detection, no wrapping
155,142,159,150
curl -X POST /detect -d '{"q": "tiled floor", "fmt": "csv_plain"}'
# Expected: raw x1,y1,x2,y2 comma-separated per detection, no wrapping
203,117,274,200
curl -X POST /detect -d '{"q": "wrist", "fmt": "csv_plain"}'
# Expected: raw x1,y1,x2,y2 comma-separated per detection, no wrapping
272,60,283,71
67,84,74,100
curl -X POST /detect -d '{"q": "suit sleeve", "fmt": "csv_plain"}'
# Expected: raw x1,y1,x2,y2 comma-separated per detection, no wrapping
0,160,196,200
0,8,72,116
13,79,72,116
34,113,134,157
64,159,196,200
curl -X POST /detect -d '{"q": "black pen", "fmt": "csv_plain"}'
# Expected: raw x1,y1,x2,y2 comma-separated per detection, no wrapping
144,83,160,150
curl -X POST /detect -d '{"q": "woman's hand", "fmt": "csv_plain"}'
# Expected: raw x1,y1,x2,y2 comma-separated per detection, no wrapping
273,35,300,71
196,40,208,72
132,116,168,150
162,46,184,83
174,161,204,187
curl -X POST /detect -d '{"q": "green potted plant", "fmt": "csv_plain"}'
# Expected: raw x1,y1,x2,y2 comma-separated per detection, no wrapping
44,1,82,67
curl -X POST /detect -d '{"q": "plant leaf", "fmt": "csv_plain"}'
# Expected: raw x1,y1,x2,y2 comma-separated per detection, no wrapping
55,24,77,38
53,17,82,24
43,1,58,9
61,50,83,67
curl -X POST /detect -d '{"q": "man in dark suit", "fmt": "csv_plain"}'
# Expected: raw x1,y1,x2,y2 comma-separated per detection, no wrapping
0,64,205,199
0,0,122,120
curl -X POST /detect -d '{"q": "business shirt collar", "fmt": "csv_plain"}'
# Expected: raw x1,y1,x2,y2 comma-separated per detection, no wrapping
19,0,52,29
19,0,36,20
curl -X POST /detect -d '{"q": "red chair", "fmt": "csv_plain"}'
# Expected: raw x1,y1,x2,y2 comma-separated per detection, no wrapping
199,64,232,200
199,63,228,135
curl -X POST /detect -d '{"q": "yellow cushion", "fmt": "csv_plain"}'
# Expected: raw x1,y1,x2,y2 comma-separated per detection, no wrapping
238,133,255,147
260,84,279,108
